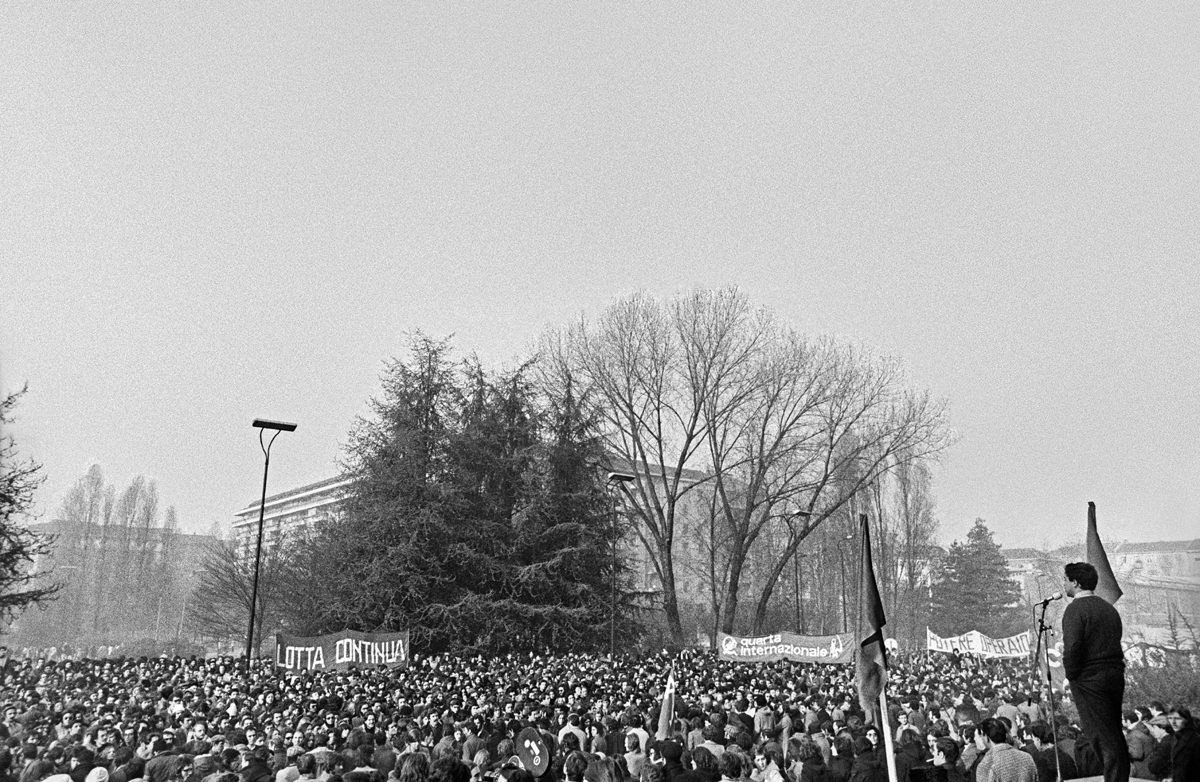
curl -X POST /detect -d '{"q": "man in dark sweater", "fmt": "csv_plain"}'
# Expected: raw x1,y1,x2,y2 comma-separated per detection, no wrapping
1062,562,1129,782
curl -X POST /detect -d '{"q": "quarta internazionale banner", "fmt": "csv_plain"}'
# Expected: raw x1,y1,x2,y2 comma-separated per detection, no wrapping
274,629,409,671
717,632,854,664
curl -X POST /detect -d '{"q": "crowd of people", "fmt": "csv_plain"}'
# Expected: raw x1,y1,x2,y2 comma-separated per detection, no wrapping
0,649,1194,782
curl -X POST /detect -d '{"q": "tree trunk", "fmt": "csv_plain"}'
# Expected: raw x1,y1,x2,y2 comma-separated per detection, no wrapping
659,555,686,646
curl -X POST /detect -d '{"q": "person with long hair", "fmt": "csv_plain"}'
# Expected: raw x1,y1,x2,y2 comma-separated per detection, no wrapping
847,737,884,782
827,736,853,782
792,738,831,782
1165,707,1198,782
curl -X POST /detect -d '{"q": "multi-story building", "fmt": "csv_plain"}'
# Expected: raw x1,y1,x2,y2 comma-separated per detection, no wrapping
231,475,351,556
1003,539,1200,646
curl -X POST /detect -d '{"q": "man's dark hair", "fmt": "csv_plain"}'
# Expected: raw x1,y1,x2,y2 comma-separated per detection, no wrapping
718,752,742,780
979,718,1008,745
933,738,959,764
298,755,317,776
428,757,470,782
1064,562,1099,590
1027,722,1053,745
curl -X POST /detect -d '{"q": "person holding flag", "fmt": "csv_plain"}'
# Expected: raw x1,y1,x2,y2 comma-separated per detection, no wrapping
856,515,897,782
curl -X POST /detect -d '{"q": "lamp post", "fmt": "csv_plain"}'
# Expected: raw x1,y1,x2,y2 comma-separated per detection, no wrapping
837,532,854,632
246,418,296,671
606,470,636,661
789,510,813,632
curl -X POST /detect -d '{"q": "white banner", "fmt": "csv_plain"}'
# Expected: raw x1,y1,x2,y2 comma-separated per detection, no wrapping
926,628,1031,658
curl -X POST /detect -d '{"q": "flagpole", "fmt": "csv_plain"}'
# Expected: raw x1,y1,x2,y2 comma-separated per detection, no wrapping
878,690,899,782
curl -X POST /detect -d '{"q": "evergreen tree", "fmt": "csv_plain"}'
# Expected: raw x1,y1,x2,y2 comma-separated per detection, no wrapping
930,518,1025,638
0,388,58,625
305,334,628,654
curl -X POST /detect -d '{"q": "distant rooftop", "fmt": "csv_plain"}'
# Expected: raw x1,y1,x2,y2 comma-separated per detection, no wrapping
237,473,352,516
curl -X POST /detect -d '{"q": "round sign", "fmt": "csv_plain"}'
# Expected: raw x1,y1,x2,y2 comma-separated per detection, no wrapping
516,727,550,777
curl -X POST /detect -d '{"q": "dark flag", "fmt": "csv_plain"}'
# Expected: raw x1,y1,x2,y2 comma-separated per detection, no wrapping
856,513,888,719
1086,501,1123,604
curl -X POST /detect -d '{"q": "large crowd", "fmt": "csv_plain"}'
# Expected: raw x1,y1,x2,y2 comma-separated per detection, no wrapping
0,650,1194,782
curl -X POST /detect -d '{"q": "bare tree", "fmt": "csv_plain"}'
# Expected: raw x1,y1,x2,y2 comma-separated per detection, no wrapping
544,289,766,644
546,288,951,642
189,538,280,654
694,333,950,635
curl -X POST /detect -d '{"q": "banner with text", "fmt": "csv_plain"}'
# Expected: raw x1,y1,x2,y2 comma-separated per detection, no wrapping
718,632,854,664
926,628,1031,658
275,629,409,671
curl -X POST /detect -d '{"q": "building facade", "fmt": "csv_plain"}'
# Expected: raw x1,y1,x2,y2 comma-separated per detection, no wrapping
1003,539,1200,646
231,475,352,556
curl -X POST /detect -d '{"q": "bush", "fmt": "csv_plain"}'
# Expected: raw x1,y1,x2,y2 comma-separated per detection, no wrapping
1125,659,1200,710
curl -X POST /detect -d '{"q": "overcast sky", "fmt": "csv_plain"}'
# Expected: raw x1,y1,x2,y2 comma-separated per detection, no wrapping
3,4,1197,549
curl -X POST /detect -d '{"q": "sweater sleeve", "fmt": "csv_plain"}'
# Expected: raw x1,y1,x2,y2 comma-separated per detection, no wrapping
1061,604,1084,681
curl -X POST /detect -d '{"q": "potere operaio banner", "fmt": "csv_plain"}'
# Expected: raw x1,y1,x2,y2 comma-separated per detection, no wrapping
925,628,1031,658
717,632,854,664
275,629,409,671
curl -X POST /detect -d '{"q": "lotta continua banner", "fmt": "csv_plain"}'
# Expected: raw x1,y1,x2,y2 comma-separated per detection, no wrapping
275,629,409,671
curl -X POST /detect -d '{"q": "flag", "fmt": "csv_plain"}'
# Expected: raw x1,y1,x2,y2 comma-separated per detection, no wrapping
1086,501,1123,604
656,667,676,740
856,514,888,719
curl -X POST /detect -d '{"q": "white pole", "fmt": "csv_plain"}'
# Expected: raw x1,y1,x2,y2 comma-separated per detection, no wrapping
877,690,899,782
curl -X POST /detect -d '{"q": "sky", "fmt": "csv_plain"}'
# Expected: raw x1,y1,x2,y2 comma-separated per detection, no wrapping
2,4,1198,550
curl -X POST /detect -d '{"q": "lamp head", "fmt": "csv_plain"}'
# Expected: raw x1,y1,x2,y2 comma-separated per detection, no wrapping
252,419,297,432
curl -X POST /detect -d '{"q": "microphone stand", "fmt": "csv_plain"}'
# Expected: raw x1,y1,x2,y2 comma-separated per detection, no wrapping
1033,599,1063,782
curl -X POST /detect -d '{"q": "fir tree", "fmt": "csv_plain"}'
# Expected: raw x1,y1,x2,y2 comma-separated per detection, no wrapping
930,518,1025,638
304,334,629,654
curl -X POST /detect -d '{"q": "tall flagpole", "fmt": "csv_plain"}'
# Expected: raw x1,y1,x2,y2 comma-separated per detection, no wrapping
878,691,899,782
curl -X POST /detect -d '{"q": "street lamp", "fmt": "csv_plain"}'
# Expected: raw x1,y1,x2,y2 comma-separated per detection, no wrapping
246,418,296,670
606,470,636,660
789,510,813,633
837,532,854,632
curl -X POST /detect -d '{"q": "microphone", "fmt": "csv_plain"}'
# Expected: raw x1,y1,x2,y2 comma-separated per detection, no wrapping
1038,592,1063,606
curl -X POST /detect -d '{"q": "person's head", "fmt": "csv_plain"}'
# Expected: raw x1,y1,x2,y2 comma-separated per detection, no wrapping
931,738,959,768
625,734,640,753
978,718,1008,747
305,753,329,779
1167,707,1194,732
832,735,853,759
691,747,717,774
397,753,430,782
1064,562,1099,594
718,752,741,780
794,739,821,765
863,726,879,747
1027,722,1053,749
563,751,589,782
851,737,873,758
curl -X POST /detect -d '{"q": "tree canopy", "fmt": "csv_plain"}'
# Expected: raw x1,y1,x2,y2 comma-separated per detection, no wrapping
298,334,630,655
930,518,1026,638
0,388,58,625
